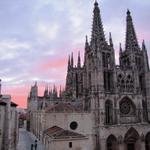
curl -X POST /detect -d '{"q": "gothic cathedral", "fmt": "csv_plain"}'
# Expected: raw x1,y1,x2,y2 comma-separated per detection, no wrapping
28,1,150,150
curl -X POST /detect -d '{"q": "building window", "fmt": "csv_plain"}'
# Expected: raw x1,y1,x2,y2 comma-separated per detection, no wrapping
70,121,78,130
105,100,113,124
69,142,72,148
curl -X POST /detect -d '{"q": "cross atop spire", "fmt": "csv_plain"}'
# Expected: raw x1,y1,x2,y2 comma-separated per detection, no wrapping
125,9,139,52
91,0,106,49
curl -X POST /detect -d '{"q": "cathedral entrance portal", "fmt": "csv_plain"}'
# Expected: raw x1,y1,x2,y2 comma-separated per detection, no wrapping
145,132,150,150
127,143,135,150
124,128,139,150
106,135,118,150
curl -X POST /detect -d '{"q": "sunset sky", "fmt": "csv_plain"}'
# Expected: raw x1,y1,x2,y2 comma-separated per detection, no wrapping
0,0,150,108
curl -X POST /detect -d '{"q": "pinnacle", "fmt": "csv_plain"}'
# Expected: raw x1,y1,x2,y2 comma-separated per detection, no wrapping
94,0,98,6
127,9,131,15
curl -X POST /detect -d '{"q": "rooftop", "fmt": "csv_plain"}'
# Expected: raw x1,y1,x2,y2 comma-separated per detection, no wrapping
43,126,87,140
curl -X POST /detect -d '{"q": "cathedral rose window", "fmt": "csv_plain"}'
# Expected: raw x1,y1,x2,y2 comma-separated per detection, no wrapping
120,101,131,114
70,121,78,130
120,97,136,116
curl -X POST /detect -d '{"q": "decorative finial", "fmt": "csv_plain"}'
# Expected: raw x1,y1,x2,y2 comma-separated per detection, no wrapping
94,0,98,6
127,9,130,15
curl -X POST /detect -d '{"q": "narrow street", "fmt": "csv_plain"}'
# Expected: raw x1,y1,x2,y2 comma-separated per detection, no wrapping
17,128,44,150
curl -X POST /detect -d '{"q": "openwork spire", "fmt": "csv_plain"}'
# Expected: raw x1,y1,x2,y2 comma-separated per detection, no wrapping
91,1,105,48
125,9,139,51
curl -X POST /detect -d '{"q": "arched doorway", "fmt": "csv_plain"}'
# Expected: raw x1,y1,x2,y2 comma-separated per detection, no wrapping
124,127,139,150
145,132,150,150
107,134,118,150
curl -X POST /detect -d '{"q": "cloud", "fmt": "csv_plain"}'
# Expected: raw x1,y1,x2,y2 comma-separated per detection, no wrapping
0,0,150,107
0,39,31,60
36,22,59,42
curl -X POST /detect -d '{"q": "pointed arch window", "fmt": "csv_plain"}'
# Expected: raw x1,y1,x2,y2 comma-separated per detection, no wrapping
105,100,113,124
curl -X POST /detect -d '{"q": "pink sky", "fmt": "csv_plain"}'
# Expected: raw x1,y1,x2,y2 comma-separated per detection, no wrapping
0,0,150,108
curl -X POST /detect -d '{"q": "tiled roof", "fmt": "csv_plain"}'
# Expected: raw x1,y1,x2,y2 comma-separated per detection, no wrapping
0,100,7,106
11,101,18,107
45,103,80,113
0,100,18,107
43,126,86,140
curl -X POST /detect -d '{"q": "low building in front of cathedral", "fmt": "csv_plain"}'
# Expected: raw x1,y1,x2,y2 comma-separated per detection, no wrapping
0,92,18,150
27,1,150,150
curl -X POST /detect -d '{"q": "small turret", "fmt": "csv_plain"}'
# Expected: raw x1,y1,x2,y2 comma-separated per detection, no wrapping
30,82,38,99
44,85,49,98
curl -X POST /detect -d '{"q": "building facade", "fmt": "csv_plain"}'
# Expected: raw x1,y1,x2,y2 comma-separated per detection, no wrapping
0,95,18,150
27,1,150,150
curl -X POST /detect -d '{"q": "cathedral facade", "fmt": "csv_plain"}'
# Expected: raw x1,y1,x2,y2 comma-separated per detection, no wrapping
27,1,150,150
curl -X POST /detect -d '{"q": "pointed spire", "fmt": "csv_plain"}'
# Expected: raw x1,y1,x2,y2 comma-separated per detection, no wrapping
77,51,81,68
59,85,62,97
53,85,57,97
34,81,37,87
71,52,74,67
91,0,106,48
120,43,123,54
141,40,149,71
125,9,139,51
44,85,49,97
67,55,71,70
109,32,113,47
85,35,89,51
142,40,146,51
85,35,89,45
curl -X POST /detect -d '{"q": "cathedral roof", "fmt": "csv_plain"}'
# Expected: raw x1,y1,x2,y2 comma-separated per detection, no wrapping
45,103,80,113
43,126,87,140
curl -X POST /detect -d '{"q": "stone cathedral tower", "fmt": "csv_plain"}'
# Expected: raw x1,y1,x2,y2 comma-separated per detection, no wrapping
65,1,150,150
